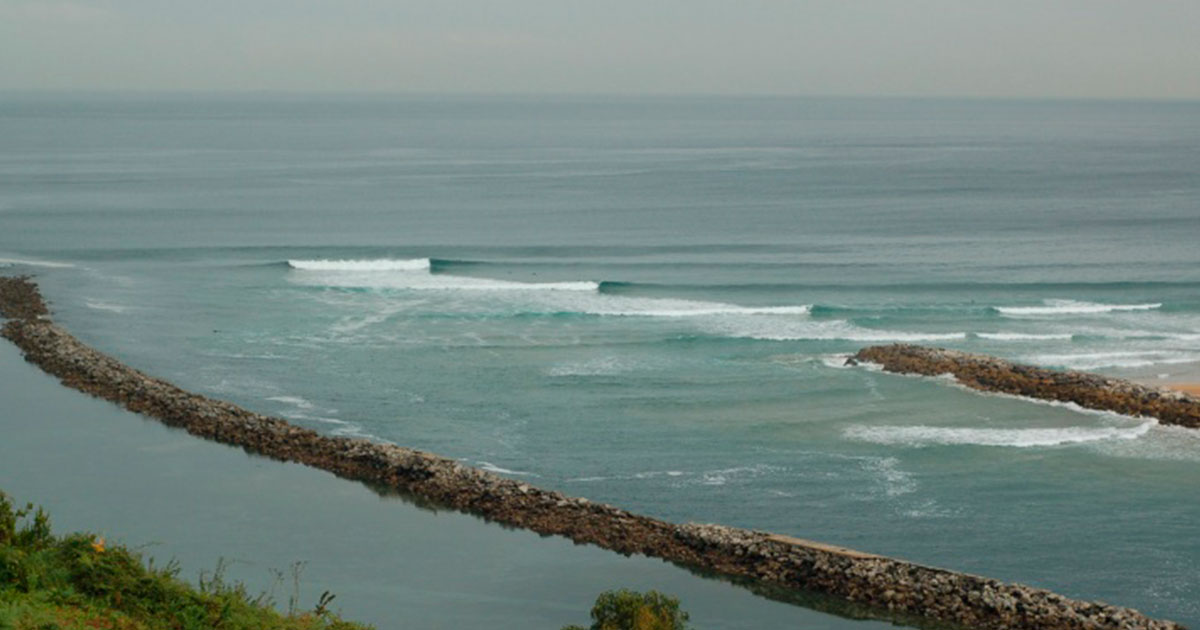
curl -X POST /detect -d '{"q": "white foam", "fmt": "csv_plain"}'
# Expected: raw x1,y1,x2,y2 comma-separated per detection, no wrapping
793,331,969,341
84,300,127,313
287,258,431,271
266,395,315,409
203,352,292,361
1108,330,1200,341
275,401,371,437
328,303,411,334
477,461,539,477
566,466,779,486
843,421,1155,447
292,268,599,292
892,368,1159,422
900,499,961,519
329,425,380,440
293,268,815,320
708,317,967,342
587,304,811,317
547,356,636,377
565,470,685,483
491,278,590,293
819,354,856,369
1020,351,1200,371
633,470,677,479
280,412,349,426
1053,325,1200,341
0,256,75,269
974,332,1074,341
1093,424,1200,462
696,464,786,487
996,299,1162,317
860,457,917,496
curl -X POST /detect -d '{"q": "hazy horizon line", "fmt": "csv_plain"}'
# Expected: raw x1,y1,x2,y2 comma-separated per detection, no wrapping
3,88,1199,106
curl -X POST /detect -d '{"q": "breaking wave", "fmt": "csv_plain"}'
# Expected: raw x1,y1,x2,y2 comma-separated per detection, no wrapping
582,303,811,317
1020,351,1200,371
707,317,967,342
843,421,1155,447
283,259,1191,347
973,332,1074,341
289,263,599,292
994,300,1162,317
287,258,432,271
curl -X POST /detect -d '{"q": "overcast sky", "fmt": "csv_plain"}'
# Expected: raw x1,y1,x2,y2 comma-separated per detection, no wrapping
1,0,1197,99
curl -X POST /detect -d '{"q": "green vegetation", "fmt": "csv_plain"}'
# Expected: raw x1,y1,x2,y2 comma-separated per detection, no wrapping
0,492,372,630
562,589,691,630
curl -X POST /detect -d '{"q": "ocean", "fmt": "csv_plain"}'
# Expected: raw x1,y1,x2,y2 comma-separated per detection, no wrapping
2,94,1198,625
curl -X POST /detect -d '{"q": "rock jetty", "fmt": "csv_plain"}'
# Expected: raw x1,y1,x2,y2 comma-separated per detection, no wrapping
854,344,1200,429
0,276,1185,630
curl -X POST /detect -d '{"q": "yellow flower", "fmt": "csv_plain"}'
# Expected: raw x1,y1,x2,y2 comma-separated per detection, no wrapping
91,536,105,553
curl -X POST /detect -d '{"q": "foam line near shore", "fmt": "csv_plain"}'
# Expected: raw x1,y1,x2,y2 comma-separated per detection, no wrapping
853,344,1200,429
0,276,1184,630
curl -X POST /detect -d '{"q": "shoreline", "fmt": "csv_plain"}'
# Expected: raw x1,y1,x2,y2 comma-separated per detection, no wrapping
0,275,1185,630
1165,383,1200,397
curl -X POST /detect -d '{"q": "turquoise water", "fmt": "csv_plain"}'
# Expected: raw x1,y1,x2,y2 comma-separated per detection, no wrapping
2,95,1199,624
0,343,896,630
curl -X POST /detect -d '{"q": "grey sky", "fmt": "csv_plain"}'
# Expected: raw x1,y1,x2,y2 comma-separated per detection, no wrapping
1,0,1197,99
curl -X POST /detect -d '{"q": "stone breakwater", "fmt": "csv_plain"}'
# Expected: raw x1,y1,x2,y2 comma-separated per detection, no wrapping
0,277,1184,630
854,344,1200,430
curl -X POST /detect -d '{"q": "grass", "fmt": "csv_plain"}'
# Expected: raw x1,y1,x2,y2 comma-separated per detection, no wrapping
0,491,373,630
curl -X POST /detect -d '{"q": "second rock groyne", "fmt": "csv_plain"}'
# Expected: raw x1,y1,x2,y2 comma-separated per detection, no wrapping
854,344,1200,429
0,276,1185,630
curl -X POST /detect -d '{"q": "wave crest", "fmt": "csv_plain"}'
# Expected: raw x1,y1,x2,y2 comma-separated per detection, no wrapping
973,332,1075,341
719,320,967,342
287,258,432,271
586,304,811,318
995,300,1162,316
843,422,1155,447
1020,350,1200,371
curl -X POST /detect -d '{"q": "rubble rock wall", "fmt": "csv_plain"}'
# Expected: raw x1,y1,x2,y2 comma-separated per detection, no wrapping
854,344,1199,429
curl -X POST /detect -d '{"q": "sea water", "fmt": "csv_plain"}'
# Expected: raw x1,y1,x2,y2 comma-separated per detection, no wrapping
0,343,898,630
1,94,1198,624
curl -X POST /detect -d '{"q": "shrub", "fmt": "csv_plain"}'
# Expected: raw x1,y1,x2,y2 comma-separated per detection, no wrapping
563,589,690,630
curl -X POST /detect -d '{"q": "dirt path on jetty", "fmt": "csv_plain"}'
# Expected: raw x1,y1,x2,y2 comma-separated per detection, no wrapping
0,276,1185,630
854,345,1200,429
